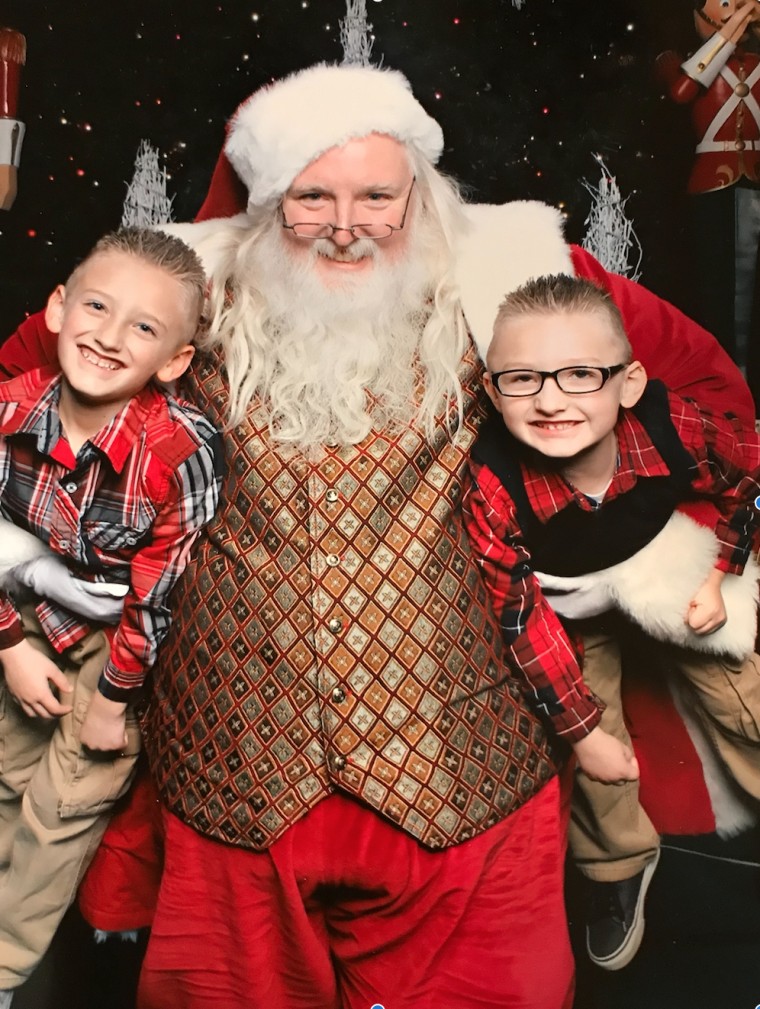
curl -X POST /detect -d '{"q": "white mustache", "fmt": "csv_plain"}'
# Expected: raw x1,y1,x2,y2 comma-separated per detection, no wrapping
310,237,379,262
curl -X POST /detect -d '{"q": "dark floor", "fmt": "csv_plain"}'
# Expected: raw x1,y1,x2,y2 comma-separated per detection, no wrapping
11,825,760,1009
568,826,760,1009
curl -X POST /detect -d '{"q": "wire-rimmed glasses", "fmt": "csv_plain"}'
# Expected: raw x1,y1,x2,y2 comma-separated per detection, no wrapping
281,178,416,241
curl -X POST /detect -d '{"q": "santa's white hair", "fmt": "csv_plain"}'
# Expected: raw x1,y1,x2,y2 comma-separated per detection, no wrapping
199,148,469,452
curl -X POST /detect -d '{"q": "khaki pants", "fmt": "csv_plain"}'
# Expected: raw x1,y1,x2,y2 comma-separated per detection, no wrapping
569,615,760,883
0,608,141,989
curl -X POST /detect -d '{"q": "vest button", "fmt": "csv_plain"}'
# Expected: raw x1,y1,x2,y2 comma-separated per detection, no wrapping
333,754,347,770
327,617,343,633
326,553,341,567
331,687,346,703
325,489,340,503
735,82,750,97
735,139,746,151
65,482,77,494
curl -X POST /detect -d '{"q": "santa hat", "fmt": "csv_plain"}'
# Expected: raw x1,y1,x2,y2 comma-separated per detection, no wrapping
196,63,443,221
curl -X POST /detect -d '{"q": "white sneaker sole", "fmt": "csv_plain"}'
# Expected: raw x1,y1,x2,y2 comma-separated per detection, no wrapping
587,848,661,971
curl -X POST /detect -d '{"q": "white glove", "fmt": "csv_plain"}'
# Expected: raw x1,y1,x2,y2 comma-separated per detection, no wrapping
12,556,126,624
534,569,613,620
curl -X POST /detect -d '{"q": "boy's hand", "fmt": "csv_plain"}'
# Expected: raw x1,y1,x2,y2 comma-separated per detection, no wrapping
687,568,727,635
571,726,640,784
79,691,128,753
0,639,73,719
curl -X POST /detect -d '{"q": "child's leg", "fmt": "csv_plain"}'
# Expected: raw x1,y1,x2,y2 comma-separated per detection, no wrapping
0,651,57,868
675,649,760,800
0,621,141,991
569,621,662,970
569,621,660,883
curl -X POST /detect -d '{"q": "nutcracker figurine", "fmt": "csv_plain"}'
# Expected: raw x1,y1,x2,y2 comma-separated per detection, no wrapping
658,0,760,407
0,27,25,211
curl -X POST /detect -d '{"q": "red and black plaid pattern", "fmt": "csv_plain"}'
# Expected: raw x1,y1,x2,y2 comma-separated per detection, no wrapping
0,367,223,700
464,389,760,742
144,342,556,851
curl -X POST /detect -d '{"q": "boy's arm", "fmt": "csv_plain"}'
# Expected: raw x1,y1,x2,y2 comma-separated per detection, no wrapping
101,426,223,701
671,391,760,575
571,247,755,425
79,422,224,750
463,459,601,745
0,589,24,650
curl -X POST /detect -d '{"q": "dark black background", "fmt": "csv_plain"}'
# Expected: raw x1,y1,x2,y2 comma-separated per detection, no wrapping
0,0,703,335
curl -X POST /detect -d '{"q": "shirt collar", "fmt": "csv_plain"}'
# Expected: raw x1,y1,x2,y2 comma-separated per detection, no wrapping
524,406,671,523
1,367,165,473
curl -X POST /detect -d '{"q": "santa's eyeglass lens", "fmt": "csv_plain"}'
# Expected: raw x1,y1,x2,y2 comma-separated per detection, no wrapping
281,178,416,240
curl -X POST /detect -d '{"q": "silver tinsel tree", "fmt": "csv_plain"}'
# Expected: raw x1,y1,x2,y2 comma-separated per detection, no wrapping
581,154,642,281
340,0,375,66
121,139,174,227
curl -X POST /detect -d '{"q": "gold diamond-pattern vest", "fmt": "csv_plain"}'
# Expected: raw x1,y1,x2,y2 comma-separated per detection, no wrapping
143,338,556,850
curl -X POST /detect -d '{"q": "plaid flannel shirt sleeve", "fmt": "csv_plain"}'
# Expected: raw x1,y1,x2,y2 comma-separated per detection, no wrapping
98,426,224,701
0,589,24,649
670,392,760,574
463,459,601,743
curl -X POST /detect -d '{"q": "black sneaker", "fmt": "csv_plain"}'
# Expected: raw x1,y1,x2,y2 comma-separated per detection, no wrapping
585,850,661,970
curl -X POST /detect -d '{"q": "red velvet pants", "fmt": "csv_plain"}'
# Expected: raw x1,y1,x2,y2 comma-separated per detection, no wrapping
137,777,573,1009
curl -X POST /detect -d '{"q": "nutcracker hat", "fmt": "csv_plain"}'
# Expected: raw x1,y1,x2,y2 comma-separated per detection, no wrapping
196,62,444,221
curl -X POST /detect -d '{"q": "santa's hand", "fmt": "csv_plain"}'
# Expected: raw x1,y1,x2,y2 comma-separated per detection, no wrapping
12,557,126,623
686,568,727,634
0,638,73,719
572,726,640,784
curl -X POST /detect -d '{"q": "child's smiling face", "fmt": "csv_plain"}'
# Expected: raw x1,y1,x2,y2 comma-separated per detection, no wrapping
484,308,645,477
46,250,197,417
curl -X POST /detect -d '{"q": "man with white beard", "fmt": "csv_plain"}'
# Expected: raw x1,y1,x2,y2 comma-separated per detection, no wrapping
1,63,754,1009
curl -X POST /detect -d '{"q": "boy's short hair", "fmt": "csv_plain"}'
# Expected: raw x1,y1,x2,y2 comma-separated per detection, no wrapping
67,227,207,341
491,274,632,363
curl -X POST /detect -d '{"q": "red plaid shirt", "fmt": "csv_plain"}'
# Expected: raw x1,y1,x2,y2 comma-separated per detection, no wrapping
0,367,223,701
464,389,760,743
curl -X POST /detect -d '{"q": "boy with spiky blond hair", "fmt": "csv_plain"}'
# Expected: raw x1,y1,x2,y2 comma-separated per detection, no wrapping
465,273,760,973
0,227,223,1005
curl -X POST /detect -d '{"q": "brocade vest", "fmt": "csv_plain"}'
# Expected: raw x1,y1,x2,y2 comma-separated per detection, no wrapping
142,337,556,851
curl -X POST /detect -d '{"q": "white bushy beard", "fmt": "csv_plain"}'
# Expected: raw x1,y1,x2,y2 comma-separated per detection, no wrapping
243,217,440,451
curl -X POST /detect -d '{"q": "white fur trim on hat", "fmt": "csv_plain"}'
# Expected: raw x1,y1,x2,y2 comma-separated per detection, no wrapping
456,201,574,363
225,63,444,207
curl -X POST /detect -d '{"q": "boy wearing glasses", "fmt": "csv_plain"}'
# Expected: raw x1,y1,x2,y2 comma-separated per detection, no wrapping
464,273,760,972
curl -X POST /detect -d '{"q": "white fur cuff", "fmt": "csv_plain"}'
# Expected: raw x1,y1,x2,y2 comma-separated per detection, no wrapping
537,512,759,662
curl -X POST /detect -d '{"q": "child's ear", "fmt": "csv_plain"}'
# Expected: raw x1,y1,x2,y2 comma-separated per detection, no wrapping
482,370,502,412
620,360,647,408
44,285,66,334
156,344,195,383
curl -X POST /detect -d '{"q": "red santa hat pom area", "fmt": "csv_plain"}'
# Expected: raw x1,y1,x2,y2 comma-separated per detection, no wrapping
0,26,26,211
223,62,444,210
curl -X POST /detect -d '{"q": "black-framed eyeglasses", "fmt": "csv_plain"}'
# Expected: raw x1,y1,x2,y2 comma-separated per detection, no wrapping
489,364,628,398
281,177,416,241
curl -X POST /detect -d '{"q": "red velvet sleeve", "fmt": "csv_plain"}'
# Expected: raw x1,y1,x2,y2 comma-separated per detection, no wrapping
0,310,59,380
570,246,755,425
655,49,700,104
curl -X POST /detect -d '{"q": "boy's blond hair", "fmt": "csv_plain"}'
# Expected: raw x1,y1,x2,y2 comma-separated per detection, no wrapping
491,274,632,364
67,227,207,341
